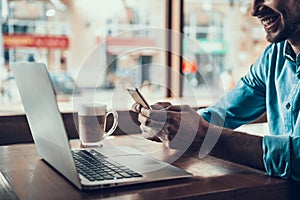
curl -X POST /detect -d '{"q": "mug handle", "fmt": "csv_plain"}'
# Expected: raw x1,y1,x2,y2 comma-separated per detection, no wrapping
103,109,118,138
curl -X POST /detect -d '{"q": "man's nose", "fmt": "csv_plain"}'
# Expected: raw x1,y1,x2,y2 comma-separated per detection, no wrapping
251,0,264,16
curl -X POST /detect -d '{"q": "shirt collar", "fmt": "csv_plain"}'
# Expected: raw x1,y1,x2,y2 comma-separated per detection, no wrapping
283,41,300,73
283,40,297,62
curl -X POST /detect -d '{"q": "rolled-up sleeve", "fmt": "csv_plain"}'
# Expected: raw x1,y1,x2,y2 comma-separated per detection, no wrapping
263,135,300,181
198,48,269,129
198,77,266,129
263,135,290,179
198,42,300,181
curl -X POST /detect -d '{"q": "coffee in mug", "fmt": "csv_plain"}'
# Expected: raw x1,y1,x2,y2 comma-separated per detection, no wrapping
78,103,118,147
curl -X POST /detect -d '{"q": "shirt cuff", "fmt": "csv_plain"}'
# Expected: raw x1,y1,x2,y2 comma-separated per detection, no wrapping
263,135,290,179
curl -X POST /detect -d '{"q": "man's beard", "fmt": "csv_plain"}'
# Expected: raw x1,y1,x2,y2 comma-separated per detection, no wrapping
266,25,290,43
266,15,300,43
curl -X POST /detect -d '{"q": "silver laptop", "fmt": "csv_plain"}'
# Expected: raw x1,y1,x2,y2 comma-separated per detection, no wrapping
11,62,192,190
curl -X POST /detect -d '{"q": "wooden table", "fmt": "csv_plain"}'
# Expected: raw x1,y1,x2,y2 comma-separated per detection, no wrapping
0,135,296,200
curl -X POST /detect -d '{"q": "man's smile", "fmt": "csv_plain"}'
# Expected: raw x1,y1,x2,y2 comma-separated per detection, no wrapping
256,7,281,32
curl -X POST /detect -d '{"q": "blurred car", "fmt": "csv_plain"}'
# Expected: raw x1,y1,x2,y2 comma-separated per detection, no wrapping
49,72,81,95
1,71,80,104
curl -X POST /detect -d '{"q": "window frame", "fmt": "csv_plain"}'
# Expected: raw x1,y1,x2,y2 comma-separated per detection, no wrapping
165,0,184,98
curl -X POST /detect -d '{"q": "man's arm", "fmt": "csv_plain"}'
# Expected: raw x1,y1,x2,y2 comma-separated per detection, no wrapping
138,104,265,171
203,125,265,171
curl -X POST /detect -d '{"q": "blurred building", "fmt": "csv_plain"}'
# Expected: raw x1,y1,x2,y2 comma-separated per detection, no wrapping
0,0,268,107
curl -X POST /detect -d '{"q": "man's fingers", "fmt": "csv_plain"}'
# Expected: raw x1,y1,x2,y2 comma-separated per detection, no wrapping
140,124,161,140
146,119,165,131
131,103,141,112
138,113,151,125
140,124,154,136
151,102,172,110
139,114,165,130
165,104,192,112
141,106,185,122
140,124,165,143
141,107,168,122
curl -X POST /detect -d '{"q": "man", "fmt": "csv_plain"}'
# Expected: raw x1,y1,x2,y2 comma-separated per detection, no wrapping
133,0,300,181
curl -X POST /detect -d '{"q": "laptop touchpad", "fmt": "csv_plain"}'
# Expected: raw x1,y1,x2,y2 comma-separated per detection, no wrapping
112,154,166,173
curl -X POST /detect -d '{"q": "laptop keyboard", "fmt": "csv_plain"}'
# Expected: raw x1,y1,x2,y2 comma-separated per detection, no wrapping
72,150,143,182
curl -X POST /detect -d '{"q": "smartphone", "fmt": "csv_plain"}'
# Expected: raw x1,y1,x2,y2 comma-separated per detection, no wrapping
127,87,151,109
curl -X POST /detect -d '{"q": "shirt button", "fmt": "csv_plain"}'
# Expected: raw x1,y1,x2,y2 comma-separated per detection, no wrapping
286,103,291,109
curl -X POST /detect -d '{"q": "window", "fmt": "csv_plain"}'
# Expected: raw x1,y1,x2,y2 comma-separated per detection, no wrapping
0,0,166,111
0,0,268,113
183,0,268,105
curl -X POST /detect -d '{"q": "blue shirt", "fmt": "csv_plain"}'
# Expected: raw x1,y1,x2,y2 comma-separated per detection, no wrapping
198,40,300,181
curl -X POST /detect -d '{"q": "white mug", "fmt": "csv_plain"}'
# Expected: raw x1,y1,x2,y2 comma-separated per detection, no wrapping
78,103,118,147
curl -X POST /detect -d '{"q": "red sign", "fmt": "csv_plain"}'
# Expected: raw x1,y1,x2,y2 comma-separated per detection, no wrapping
3,34,69,49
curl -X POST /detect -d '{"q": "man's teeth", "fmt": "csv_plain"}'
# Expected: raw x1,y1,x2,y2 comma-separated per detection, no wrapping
262,17,277,26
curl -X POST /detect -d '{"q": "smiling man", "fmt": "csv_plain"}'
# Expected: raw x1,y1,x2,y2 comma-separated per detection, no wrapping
133,0,300,181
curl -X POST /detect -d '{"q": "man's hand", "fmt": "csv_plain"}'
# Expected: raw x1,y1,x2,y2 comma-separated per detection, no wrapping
133,102,208,150
132,102,265,171
132,102,171,142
